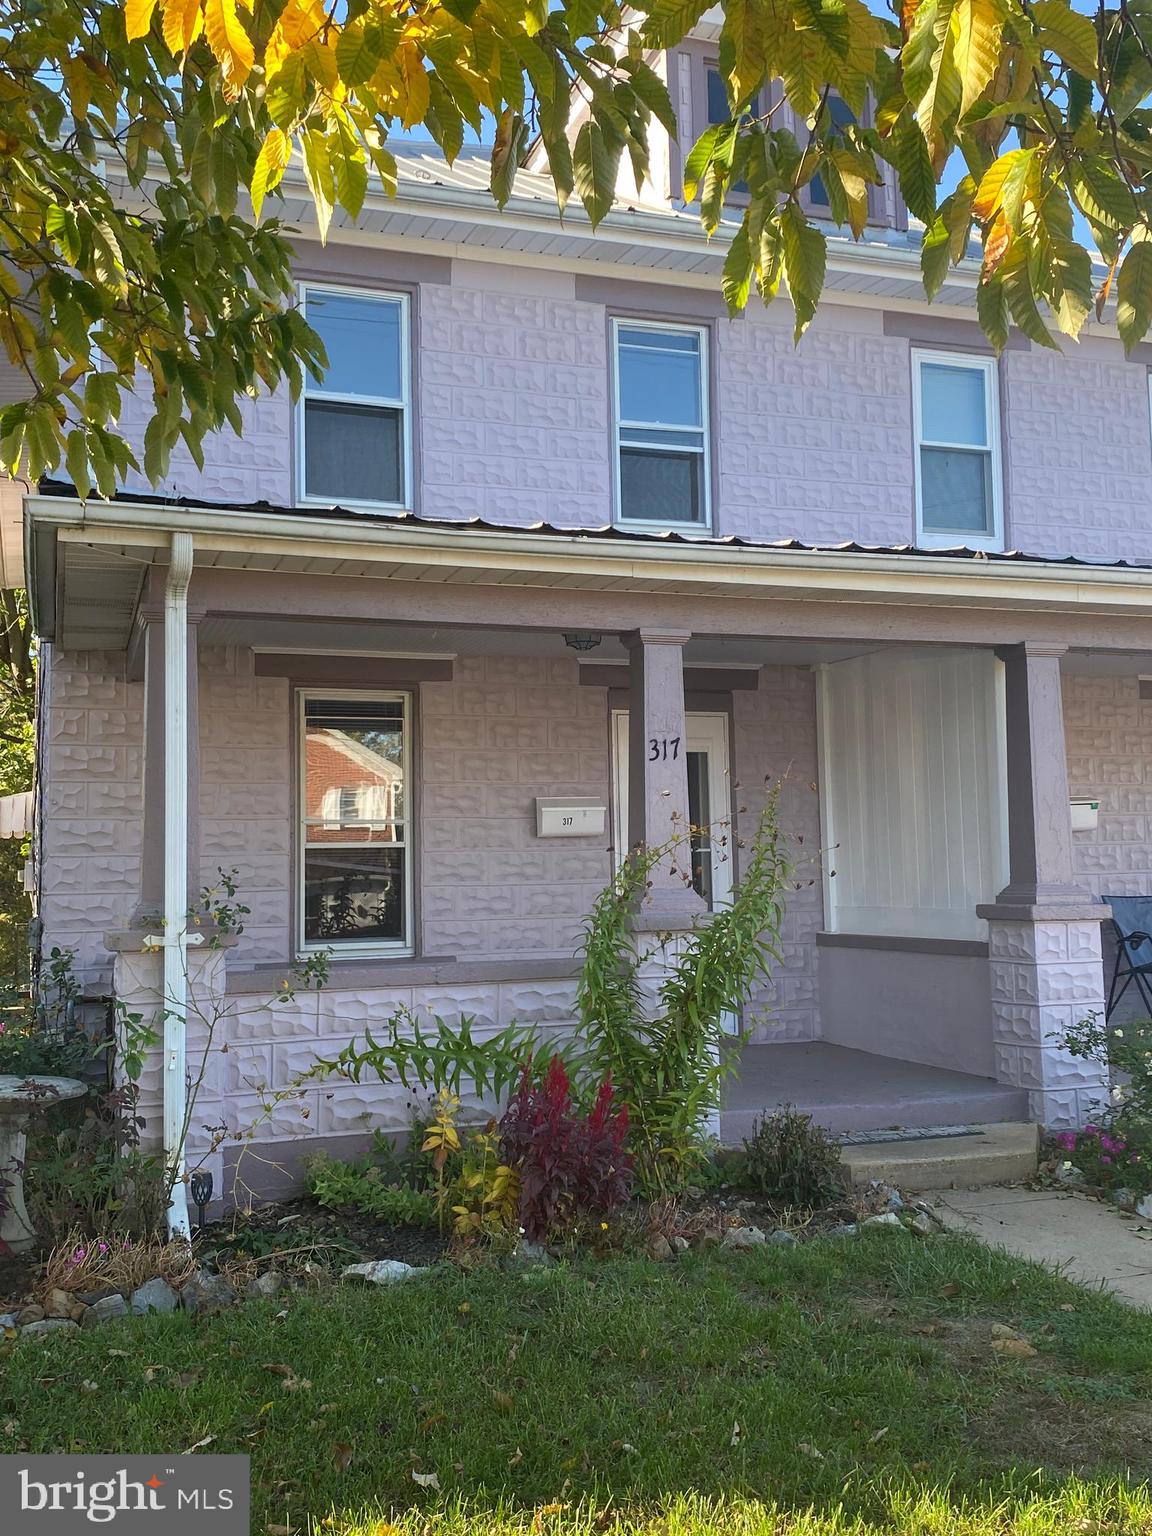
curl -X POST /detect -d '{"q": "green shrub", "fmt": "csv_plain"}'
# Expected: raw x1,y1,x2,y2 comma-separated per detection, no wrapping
304,1154,437,1228
740,1105,843,1209
315,793,793,1202
1058,1012,1152,1194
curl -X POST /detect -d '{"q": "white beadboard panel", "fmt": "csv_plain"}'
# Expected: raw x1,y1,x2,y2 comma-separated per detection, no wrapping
819,649,1008,940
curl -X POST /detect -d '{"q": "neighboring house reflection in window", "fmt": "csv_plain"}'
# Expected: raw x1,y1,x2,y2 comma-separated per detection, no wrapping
300,694,411,953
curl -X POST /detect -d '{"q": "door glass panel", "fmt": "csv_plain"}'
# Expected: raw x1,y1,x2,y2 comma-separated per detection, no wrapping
687,749,714,908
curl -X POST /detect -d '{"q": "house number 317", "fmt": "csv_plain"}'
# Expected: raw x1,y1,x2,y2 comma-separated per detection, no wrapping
648,736,681,761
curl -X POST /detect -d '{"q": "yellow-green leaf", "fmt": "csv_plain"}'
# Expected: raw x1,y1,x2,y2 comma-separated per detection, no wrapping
250,127,290,221
952,0,1005,114
1031,0,1099,80
1116,236,1152,353
125,0,159,40
573,120,621,228
781,203,826,342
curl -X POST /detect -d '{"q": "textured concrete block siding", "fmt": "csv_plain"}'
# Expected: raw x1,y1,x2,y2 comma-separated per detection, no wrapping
1003,341,1152,562
1064,672,1152,896
199,647,293,965
117,383,294,507
732,666,822,1043
418,654,613,958
1062,671,1152,1026
39,646,143,983
107,251,1152,559
717,304,916,546
417,271,612,525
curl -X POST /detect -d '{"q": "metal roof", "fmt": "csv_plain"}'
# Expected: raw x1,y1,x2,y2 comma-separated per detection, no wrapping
35,480,1152,570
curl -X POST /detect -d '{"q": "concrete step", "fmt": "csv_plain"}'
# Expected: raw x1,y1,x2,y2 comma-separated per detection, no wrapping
840,1122,1040,1191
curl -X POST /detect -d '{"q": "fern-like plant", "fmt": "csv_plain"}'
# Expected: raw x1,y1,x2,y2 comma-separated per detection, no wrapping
578,787,793,1193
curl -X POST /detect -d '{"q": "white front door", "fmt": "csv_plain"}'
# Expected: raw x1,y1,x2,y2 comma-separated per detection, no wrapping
610,710,733,910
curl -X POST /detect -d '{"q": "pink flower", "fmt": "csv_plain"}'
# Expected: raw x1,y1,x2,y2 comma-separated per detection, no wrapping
1102,1156,1113,1165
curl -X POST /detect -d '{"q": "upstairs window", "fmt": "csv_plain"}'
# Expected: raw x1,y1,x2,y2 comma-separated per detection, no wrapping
912,350,1003,550
612,319,710,528
299,693,411,954
298,286,410,509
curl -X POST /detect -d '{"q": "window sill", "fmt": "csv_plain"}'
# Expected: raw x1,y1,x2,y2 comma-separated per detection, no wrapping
225,954,583,994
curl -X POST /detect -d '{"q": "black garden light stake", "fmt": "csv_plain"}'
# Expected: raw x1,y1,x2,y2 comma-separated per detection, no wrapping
189,1169,213,1230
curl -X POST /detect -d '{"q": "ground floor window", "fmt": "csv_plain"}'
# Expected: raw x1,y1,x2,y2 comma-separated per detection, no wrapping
298,692,411,954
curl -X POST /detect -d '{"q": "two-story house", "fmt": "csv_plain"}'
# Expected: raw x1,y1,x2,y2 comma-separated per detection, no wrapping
14,24,1152,1213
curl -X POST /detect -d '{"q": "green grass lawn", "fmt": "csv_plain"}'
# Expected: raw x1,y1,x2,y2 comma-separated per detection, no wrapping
3,1232,1152,1535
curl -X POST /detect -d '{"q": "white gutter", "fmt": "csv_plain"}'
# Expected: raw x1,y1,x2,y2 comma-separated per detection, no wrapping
29,493,1152,611
161,531,194,1240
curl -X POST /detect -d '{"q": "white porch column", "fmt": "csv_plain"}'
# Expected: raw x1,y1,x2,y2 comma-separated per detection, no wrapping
624,629,706,931
161,533,197,1236
977,643,1110,1129
136,606,202,920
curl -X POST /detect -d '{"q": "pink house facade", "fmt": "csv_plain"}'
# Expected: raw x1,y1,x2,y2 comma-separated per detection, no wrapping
17,50,1152,1208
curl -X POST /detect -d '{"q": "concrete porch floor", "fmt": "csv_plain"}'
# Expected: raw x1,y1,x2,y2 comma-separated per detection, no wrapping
719,1042,1030,1142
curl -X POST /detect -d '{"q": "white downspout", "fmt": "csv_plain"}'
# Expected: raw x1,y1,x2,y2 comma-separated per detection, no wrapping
162,531,194,1239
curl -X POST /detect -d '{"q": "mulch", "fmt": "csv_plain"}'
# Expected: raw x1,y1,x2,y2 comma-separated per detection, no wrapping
196,1196,452,1271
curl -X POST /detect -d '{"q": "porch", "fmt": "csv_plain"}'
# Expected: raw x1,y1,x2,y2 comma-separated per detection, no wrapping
28,491,1152,1204
721,1042,1029,1143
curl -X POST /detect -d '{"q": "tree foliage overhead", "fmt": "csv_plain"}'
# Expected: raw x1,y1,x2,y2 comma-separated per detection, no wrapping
2,0,1152,495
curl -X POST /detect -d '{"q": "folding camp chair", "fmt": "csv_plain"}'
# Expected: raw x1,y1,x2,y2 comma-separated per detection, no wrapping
1103,895,1152,1019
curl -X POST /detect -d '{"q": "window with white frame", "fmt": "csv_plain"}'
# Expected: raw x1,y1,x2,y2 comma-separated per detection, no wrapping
912,350,1003,549
299,693,411,953
298,286,410,508
613,319,710,527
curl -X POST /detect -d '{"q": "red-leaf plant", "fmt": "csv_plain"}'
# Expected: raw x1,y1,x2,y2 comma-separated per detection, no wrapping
498,1056,632,1244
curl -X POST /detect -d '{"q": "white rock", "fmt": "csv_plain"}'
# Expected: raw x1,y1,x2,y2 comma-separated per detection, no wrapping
1136,1194,1152,1220
341,1259,422,1286
768,1229,799,1246
20,1318,79,1339
862,1212,904,1230
81,1294,128,1327
824,1222,858,1239
722,1225,767,1250
130,1277,179,1315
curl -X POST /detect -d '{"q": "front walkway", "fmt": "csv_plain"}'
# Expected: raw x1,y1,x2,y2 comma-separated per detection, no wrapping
939,1186,1152,1309
721,1042,1029,1141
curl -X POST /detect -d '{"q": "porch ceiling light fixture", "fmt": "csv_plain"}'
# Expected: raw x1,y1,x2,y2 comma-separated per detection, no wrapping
563,631,603,652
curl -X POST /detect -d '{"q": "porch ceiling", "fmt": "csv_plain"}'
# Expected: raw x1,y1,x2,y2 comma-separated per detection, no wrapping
197,613,885,668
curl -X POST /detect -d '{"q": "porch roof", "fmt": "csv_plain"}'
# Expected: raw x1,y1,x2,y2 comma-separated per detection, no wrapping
26,479,1152,652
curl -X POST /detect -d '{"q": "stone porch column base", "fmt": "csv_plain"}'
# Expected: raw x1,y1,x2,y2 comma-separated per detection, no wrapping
976,904,1111,1130
107,930,235,1198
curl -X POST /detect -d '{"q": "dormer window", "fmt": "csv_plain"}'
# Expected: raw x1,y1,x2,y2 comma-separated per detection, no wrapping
807,95,859,212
